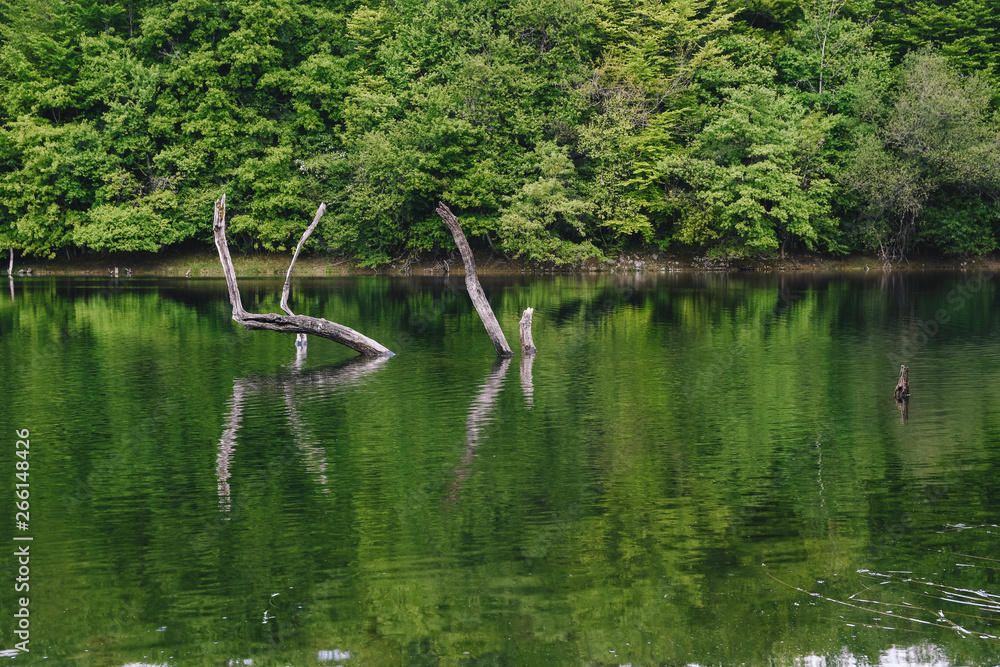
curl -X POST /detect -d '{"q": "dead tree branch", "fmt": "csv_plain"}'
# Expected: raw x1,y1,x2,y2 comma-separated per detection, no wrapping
280,203,325,316
213,195,394,358
436,202,513,358
279,202,326,350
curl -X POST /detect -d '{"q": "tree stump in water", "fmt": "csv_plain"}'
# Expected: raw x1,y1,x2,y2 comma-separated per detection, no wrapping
519,307,537,356
894,364,910,400
519,308,536,405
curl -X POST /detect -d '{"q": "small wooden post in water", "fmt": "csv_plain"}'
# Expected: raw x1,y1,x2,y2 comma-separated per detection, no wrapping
437,202,514,358
894,364,910,400
519,307,537,356
519,307,537,406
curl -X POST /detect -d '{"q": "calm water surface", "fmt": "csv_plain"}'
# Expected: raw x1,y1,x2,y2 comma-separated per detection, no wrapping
1,271,999,666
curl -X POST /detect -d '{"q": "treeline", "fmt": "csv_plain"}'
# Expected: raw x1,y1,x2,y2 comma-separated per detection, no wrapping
1,0,999,264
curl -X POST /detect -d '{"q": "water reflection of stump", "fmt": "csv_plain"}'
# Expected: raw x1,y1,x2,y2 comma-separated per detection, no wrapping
520,353,535,407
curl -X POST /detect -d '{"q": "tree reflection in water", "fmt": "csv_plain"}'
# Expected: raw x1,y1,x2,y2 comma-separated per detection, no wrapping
215,354,390,514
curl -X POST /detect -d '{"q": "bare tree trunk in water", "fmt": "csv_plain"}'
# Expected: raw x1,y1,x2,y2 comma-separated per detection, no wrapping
436,202,513,358
519,307,537,406
7,249,13,277
212,195,393,357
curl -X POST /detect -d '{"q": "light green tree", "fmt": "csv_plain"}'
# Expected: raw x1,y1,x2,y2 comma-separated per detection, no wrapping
498,141,599,263
577,0,735,248
654,85,840,257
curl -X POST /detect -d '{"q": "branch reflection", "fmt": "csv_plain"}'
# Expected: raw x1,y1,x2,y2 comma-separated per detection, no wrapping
447,357,512,503
216,355,390,513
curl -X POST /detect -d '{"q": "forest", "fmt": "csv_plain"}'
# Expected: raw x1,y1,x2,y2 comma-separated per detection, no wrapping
1,0,999,266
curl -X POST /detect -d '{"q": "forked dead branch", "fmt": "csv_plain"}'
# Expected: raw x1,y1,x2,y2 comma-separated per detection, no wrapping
212,195,394,358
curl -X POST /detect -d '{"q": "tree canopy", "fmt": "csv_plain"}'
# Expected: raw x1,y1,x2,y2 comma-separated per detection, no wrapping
1,0,998,262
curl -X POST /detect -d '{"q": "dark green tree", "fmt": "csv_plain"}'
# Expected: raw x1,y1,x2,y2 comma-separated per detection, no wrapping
841,50,1000,258
875,0,1000,83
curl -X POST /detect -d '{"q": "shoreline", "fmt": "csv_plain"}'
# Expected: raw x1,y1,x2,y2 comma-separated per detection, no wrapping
6,247,1000,278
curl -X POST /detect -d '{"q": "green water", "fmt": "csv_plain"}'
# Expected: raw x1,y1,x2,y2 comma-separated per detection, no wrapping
1,272,999,666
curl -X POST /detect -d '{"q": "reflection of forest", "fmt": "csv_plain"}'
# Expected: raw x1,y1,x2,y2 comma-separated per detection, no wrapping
4,274,1000,666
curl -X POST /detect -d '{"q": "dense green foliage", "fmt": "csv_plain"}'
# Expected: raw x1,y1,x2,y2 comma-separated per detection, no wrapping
1,0,999,263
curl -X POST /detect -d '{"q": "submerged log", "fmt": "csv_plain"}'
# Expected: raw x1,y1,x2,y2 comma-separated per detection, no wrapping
894,364,910,400
436,202,514,358
212,195,393,357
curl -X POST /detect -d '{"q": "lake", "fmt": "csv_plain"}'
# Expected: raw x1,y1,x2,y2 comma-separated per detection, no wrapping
1,270,999,666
